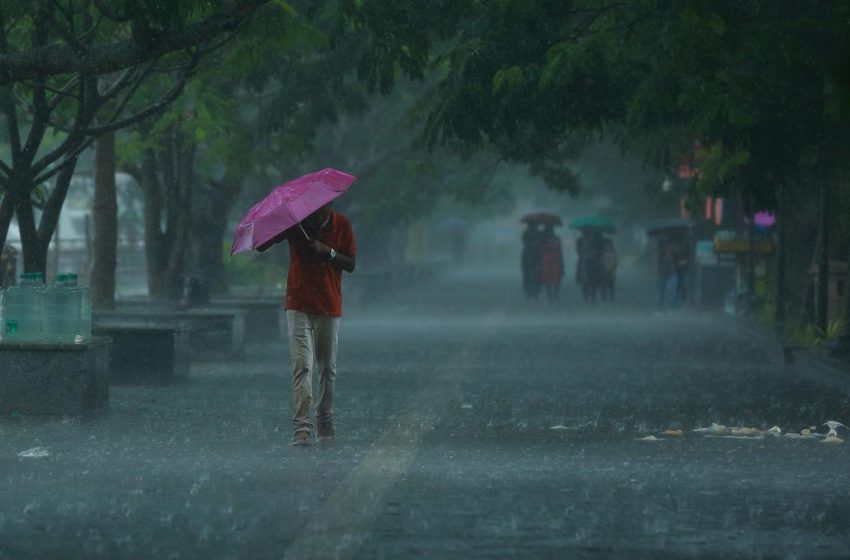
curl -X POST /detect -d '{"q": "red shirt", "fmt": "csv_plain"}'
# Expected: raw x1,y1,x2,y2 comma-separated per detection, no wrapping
285,212,356,317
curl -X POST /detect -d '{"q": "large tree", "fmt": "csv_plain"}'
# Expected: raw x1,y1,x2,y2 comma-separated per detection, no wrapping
347,0,850,329
115,0,366,300
0,0,268,276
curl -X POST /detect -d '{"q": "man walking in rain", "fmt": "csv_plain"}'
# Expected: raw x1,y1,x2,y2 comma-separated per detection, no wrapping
258,203,356,446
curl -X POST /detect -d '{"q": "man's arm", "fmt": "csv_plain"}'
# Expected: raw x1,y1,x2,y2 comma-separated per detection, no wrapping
256,229,291,252
309,240,355,273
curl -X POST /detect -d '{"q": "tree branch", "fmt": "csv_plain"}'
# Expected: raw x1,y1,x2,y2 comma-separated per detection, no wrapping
0,13,21,165
97,66,142,100
22,7,51,168
1,87,22,167
0,157,12,180
37,154,77,242
44,0,81,51
33,135,93,186
0,0,268,84
30,78,90,177
91,0,133,24
46,75,80,110
0,191,13,251
82,52,201,136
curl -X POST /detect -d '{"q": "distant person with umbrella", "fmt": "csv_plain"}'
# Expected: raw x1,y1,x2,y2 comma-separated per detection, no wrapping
571,216,615,304
576,229,603,303
600,237,617,302
657,237,678,309
232,169,357,446
539,223,564,301
521,213,560,300
646,219,691,310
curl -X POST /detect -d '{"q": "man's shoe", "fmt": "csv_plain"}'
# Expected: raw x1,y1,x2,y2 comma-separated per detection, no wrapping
317,419,335,441
291,432,310,447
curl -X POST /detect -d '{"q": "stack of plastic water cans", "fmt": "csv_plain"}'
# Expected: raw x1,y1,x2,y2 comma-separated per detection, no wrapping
1,272,91,342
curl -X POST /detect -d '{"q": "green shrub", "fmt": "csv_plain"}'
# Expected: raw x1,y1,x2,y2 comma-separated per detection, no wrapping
791,318,847,349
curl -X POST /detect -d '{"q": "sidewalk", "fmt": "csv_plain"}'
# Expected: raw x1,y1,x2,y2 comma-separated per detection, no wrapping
725,312,850,396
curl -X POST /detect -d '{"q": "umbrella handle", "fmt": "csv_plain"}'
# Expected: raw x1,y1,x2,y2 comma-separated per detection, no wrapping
298,222,310,241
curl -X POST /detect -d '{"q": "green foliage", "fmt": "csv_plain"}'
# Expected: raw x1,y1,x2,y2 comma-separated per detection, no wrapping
791,318,848,349
695,143,750,196
344,0,850,211
224,242,287,288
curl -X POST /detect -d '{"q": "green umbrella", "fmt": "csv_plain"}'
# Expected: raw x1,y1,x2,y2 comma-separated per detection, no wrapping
569,216,616,233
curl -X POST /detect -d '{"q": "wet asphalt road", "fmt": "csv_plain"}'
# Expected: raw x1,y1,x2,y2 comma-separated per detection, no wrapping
2,263,850,559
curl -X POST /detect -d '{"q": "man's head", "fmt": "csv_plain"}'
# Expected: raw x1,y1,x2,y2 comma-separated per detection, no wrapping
305,203,332,231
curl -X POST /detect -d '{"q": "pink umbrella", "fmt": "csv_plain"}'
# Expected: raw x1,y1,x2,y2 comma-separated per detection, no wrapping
230,168,357,256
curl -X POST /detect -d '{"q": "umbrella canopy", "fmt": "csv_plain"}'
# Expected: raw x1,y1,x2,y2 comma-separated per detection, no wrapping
569,216,615,233
230,168,356,256
520,212,562,226
646,218,691,236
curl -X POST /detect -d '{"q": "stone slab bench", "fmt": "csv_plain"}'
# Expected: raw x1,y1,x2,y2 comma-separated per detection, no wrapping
94,309,245,359
117,297,283,342
0,338,111,415
92,322,191,383
208,297,285,342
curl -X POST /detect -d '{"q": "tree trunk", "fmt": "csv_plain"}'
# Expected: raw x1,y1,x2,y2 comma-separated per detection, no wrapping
747,217,755,297
189,179,241,299
14,194,48,276
816,175,830,333
90,132,117,309
774,183,787,335
0,194,13,252
194,216,229,295
135,131,195,301
140,150,166,298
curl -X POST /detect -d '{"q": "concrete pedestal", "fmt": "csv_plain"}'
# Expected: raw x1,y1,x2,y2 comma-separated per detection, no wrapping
0,337,111,415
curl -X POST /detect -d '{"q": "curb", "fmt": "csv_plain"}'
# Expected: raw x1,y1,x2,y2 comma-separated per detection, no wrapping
721,313,850,396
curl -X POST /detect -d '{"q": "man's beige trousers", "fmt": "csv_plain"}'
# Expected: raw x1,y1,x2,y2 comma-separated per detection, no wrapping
286,310,340,435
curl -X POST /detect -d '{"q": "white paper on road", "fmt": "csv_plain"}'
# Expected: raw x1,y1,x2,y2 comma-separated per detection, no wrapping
17,447,49,458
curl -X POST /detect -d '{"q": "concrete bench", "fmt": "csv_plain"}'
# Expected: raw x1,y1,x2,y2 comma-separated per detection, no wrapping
208,297,285,342
94,308,245,359
118,297,283,342
0,338,111,415
93,322,191,383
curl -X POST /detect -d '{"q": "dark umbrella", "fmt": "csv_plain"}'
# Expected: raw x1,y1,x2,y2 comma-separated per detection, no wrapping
569,216,616,233
521,212,562,226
